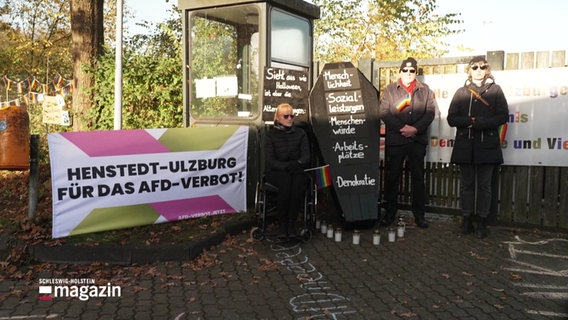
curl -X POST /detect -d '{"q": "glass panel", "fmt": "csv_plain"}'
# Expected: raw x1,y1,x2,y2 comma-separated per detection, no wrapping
271,9,310,67
189,5,260,119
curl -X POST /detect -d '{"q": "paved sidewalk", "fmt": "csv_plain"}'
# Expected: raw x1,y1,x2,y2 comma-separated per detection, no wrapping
1,214,567,319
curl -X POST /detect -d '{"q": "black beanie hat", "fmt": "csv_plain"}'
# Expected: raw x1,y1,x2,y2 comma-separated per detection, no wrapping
469,55,487,65
400,57,417,71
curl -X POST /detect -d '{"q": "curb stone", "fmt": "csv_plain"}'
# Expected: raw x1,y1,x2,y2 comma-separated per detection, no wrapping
29,219,255,265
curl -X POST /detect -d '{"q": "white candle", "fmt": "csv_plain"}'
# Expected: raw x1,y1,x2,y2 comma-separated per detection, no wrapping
372,229,381,246
397,226,405,238
352,230,360,245
397,216,406,238
388,228,396,242
334,228,342,242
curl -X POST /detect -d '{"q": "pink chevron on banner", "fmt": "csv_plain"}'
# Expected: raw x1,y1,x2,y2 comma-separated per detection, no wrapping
61,130,170,157
150,195,237,221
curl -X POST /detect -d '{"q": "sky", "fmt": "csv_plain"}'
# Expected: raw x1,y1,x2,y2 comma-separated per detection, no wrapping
435,0,568,56
127,0,568,57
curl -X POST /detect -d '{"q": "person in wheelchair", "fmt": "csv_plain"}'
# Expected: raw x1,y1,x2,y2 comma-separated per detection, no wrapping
265,103,310,238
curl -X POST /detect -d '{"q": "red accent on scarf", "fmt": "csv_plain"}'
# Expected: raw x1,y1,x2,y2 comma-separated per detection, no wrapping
399,79,416,94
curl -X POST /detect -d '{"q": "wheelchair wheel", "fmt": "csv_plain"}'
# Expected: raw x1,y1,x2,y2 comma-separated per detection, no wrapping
254,181,263,215
304,182,318,231
250,227,265,241
254,181,268,231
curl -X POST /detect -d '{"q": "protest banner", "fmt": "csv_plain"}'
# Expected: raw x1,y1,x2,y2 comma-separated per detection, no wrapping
49,126,248,238
425,68,568,167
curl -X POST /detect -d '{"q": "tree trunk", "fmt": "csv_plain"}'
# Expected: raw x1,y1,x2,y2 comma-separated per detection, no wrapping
70,0,104,131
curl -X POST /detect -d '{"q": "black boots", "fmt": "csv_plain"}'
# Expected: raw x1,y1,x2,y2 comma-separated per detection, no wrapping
287,213,299,238
414,215,429,228
476,217,488,239
277,222,288,239
381,213,428,228
380,212,396,227
460,216,488,238
277,214,298,239
460,216,474,234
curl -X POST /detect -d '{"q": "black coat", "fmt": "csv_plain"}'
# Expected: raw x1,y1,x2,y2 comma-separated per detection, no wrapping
447,77,509,164
265,122,310,172
379,79,437,146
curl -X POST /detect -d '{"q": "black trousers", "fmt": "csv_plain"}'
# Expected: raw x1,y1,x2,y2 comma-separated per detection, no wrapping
383,142,427,218
265,171,307,231
459,164,495,218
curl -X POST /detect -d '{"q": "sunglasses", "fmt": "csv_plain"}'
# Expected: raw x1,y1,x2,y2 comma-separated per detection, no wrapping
282,114,295,119
471,65,487,71
401,68,416,73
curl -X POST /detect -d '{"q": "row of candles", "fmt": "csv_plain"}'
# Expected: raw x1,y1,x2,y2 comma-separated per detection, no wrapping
315,216,406,245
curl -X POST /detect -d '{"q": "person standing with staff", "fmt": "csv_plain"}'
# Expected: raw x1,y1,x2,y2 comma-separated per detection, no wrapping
379,57,437,228
447,56,509,239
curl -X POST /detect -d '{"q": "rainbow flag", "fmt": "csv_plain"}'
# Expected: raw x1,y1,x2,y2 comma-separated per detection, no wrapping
395,93,411,112
394,93,410,112
498,123,507,143
305,165,332,189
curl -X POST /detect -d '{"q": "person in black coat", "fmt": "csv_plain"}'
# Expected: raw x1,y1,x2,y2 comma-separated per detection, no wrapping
265,103,310,238
447,56,509,239
379,57,437,228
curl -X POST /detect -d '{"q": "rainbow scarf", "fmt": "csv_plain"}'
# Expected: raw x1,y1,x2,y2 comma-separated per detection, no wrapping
395,93,411,112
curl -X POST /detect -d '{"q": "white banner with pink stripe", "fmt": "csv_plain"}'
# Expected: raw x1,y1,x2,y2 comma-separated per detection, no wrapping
48,126,248,238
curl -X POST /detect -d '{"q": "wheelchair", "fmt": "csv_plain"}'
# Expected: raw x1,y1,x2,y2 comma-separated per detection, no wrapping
250,173,318,241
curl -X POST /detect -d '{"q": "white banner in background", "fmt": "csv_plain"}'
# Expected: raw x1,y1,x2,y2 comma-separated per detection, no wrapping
423,67,568,167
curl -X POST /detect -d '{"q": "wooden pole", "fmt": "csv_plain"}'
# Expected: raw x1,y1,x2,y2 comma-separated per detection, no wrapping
28,134,39,218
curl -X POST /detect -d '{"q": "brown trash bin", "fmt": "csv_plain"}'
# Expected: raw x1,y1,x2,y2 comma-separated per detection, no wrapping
0,105,30,170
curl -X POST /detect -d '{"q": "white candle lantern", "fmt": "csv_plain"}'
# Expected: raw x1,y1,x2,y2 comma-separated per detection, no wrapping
321,221,327,234
334,228,342,242
352,230,360,245
372,229,381,246
327,225,334,238
397,216,406,238
388,228,396,242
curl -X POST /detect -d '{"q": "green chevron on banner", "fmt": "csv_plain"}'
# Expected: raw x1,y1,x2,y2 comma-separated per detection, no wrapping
69,205,160,236
158,126,241,152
